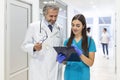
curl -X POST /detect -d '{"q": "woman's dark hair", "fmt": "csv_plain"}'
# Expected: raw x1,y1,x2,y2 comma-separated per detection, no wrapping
67,14,88,57
104,28,107,32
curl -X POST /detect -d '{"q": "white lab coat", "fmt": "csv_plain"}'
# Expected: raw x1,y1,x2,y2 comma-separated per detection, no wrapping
22,20,63,80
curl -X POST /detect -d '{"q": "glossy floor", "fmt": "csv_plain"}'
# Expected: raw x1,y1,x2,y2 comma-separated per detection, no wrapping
90,47,116,80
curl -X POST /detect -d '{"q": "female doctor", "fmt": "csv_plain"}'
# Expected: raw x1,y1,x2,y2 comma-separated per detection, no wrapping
22,3,63,80
57,14,96,80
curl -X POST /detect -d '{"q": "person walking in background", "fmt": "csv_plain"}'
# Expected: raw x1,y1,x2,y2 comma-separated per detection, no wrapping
57,14,96,80
86,27,92,37
22,3,63,80
100,28,110,59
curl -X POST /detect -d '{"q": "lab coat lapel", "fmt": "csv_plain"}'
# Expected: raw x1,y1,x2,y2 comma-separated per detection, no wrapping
50,24,60,38
50,29,58,38
41,22,53,36
41,23,59,38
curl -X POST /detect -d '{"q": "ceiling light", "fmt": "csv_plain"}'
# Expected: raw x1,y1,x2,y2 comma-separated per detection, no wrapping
43,1,48,4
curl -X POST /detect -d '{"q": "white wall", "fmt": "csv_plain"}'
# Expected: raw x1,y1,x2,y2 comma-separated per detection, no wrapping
65,3,81,37
66,5,75,37
0,0,5,80
0,0,39,80
116,0,120,79
21,0,40,21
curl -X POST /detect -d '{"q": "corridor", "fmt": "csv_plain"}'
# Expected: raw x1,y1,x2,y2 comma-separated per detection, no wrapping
90,46,116,80
1,0,120,80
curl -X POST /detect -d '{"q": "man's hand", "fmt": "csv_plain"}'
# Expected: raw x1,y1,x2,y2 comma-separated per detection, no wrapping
57,52,66,63
33,43,42,51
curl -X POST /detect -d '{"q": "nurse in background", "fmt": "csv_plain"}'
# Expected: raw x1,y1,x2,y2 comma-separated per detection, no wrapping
87,27,92,37
22,3,63,80
57,14,96,80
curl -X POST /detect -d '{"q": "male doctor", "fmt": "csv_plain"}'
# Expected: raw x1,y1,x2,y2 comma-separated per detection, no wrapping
22,3,63,80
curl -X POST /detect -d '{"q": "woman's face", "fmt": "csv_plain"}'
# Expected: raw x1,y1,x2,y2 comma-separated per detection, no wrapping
71,20,84,36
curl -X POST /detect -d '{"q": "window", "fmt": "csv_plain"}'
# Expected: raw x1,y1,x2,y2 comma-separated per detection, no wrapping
99,17,111,24
86,17,93,24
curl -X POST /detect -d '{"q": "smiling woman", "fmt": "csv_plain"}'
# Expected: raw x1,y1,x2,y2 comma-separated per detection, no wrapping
56,14,96,80
61,0,116,80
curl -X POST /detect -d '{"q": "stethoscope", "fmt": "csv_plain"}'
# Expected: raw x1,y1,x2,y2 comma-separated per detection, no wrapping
34,17,48,43
34,18,48,43
39,18,56,43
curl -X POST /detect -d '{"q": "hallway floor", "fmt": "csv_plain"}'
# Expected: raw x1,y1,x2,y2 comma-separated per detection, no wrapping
90,47,116,80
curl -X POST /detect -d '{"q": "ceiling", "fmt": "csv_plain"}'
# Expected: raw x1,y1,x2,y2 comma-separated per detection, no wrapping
39,0,115,13
61,0,115,11
40,0,67,10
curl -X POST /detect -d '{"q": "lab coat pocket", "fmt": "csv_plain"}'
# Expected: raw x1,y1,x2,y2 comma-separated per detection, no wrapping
56,32,61,38
53,38,61,46
32,52,45,61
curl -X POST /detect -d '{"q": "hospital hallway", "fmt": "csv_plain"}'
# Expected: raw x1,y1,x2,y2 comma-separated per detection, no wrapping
90,46,116,80
1,0,120,80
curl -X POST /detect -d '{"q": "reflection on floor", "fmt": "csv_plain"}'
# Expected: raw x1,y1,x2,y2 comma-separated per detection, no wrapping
90,47,116,80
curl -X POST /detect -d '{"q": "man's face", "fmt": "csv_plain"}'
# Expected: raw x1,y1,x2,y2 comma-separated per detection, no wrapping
45,9,59,25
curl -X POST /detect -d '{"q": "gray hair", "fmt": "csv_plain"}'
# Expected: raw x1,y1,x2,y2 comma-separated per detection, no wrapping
43,3,59,16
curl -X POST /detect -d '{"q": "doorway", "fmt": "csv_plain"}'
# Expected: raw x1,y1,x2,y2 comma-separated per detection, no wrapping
5,0,32,80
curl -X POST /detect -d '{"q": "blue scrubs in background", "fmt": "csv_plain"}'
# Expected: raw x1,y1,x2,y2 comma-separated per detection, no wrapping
64,37,96,80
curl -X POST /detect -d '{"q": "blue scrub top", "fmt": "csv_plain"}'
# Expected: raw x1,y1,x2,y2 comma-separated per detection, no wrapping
64,37,96,53
64,37,96,80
